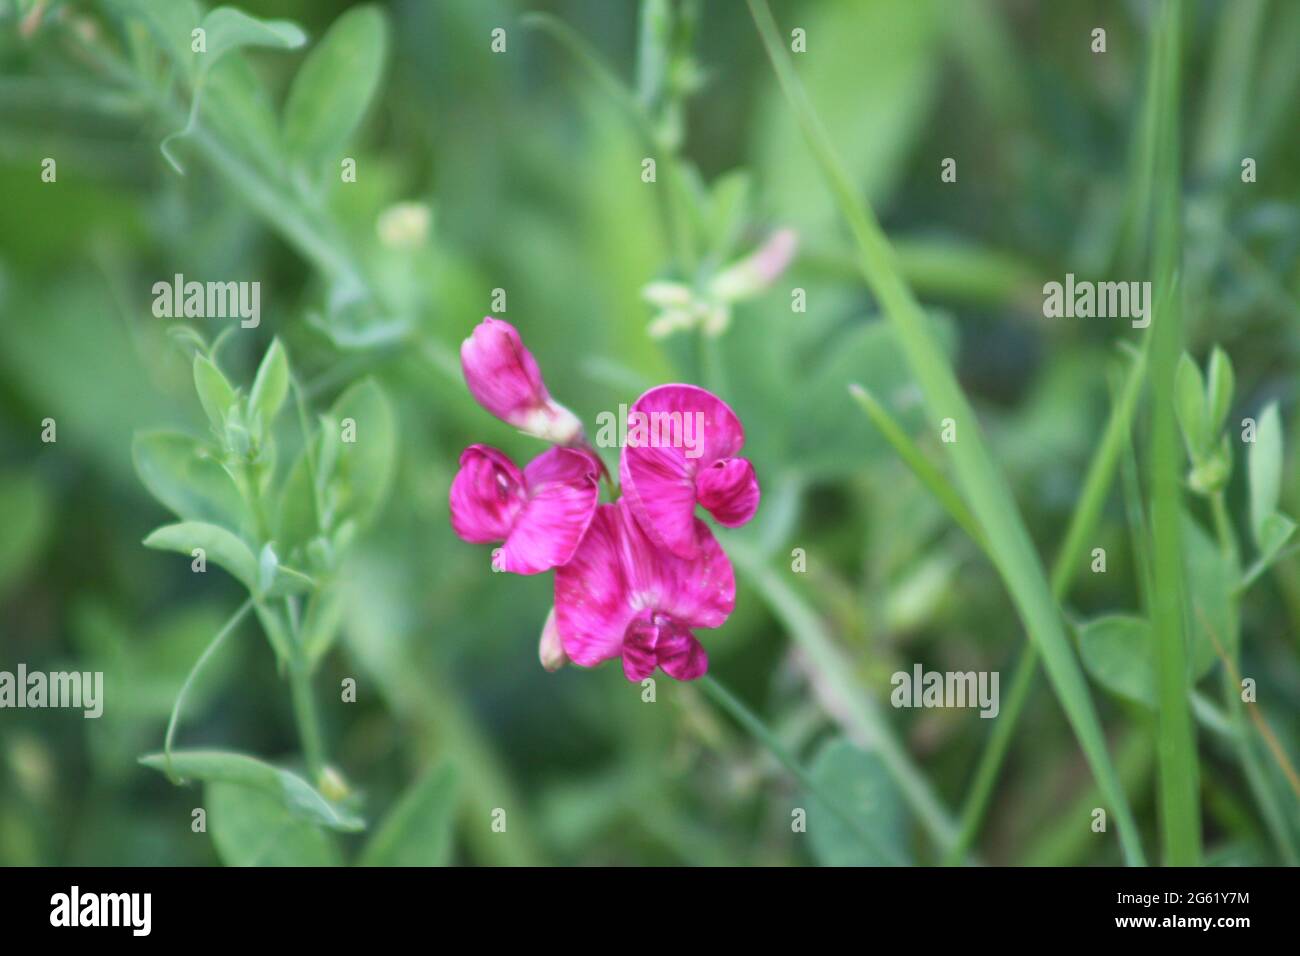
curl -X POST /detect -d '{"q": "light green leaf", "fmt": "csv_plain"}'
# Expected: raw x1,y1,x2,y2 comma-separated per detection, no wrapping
207,781,341,866
144,521,259,593
248,339,290,430
201,53,284,180
283,5,389,173
1205,345,1234,437
359,763,458,866
140,749,364,831
1078,615,1155,709
1256,512,1297,566
806,738,910,866
199,7,307,75
106,0,200,76
1249,402,1284,546
193,353,238,435
330,378,397,528
1174,352,1209,458
1182,511,1234,674
133,431,246,529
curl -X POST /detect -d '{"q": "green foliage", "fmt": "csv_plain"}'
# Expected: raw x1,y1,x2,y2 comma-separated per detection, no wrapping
282,5,388,176
806,739,910,866
4,0,1298,870
359,764,458,867
139,750,363,831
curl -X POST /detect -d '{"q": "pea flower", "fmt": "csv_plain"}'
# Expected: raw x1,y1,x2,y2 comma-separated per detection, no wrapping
619,384,760,559
461,317,584,444
555,501,735,681
449,444,599,574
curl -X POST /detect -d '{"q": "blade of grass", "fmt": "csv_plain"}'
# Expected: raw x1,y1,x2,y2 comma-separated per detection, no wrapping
944,346,1149,864
1146,0,1202,865
848,384,987,551
747,0,1146,865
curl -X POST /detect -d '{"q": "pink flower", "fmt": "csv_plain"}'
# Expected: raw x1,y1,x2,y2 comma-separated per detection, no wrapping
460,317,583,444
555,501,735,681
619,384,760,559
449,444,599,574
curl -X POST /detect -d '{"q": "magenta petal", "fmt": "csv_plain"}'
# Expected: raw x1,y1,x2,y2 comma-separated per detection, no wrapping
554,504,635,667
460,317,548,425
448,444,525,544
619,384,750,557
620,438,698,558
620,613,660,682
695,457,760,527
617,501,735,629
499,447,600,574
656,621,708,681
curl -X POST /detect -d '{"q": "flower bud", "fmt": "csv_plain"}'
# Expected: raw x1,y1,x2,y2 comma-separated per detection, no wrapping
460,317,583,444
539,606,568,672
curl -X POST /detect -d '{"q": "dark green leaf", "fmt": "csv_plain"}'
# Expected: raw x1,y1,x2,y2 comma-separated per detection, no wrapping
359,763,457,866
805,738,909,866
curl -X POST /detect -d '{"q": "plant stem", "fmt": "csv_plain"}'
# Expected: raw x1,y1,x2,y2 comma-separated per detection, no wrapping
1146,0,1202,866
697,674,905,865
747,0,1145,865
289,656,326,785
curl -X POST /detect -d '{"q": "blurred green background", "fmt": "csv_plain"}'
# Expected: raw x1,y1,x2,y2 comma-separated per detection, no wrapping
1,0,1297,866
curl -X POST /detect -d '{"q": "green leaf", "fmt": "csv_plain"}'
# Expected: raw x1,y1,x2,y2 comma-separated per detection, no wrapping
359,763,458,866
283,5,389,173
140,749,364,831
1078,615,1155,708
207,781,341,866
144,521,259,593
805,738,910,866
276,448,319,560
1249,402,1284,546
106,0,200,76
1173,352,1209,458
193,353,238,435
248,339,290,431
1205,346,1234,437
1182,511,1234,674
198,7,307,75
201,53,284,179
330,378,397,528
133,431,246,529
1256,512,1297,566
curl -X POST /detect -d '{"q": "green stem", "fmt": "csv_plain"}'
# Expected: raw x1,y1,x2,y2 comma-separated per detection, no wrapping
289,656,326,785
1146,0,1201,866
747,0,1145,865
163,598,253,782
698,675,904,866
